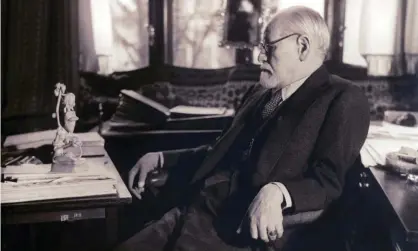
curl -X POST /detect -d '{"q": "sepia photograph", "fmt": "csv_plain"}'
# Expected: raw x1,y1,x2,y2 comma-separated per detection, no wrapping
1,0,418,251
224,0,262,46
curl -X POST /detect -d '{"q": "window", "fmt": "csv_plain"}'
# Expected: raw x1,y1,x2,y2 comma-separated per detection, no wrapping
167,0,236,68
79,0,150,74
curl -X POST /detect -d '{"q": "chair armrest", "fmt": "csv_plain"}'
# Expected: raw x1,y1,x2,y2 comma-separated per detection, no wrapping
283,209,324,228
145,170,169,187
146,171,325,227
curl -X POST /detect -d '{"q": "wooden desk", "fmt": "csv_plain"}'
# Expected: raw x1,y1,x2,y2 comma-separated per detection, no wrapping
365,167,418,251
360,121,418,251
1,148,132,250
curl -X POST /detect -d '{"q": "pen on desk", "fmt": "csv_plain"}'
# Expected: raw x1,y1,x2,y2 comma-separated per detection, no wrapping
82,154,106,158
3,156,25,166
19,156,30,164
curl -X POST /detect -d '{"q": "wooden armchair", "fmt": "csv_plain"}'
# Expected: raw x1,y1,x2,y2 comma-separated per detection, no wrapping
140,156,371,251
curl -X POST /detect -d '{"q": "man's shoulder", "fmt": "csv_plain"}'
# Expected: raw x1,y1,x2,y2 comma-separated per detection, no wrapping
328,74,365,98
329,74,355,89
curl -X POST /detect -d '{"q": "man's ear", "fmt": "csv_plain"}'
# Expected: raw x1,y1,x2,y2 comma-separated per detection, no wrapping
297,35,310,61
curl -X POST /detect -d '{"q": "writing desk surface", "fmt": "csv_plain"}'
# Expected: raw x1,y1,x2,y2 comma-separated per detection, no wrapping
2,149,132,213
369,167,418,243
361,121,418,247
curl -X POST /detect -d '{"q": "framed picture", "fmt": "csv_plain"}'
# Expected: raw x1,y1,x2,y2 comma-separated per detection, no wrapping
221,0,262,48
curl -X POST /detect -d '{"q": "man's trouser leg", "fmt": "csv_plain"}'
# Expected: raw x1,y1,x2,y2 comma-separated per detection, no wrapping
114,207,182,251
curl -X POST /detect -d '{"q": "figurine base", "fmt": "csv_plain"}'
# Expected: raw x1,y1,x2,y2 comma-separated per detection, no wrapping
51,158,88,173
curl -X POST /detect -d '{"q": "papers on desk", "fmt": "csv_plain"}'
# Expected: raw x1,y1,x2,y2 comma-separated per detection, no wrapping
362,139,418,166
3,130,105,150
169,105,232,118
361,122,418,167
1,179,117,204
368,122,418,140
1,161,118,204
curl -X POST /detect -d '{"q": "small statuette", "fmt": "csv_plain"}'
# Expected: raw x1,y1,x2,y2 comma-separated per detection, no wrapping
51,83,86,172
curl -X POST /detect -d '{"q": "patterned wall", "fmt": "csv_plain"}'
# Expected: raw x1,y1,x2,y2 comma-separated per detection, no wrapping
138,76,418,121
353,78,418,120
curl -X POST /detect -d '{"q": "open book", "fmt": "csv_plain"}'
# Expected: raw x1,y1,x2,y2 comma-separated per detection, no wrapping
112,89,232,123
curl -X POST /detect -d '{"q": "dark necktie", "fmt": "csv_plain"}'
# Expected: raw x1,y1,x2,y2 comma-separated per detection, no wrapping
241,89,283,161
261,89,283,119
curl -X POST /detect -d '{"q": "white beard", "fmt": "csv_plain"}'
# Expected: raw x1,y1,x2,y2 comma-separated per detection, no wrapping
259,71,279,89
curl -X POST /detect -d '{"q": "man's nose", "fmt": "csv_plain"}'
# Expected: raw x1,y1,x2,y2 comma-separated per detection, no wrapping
258,51,267,64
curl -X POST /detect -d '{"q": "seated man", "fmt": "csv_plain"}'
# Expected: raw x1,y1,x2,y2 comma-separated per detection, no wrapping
116,6,370,251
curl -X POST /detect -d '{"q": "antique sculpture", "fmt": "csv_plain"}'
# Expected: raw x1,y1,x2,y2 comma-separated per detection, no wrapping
51,83,85,172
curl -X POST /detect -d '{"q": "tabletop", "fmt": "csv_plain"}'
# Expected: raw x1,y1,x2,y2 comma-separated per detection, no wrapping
2,147,132,213
368,166,418,243
361,121,418,248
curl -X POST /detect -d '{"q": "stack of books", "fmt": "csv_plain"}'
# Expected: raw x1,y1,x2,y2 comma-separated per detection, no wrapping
3,131,105,150
112,90,171,124
2,131,106,158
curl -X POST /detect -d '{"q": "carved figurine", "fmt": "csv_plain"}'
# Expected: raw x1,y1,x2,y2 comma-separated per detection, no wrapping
63,93,79,133
51,83,85,172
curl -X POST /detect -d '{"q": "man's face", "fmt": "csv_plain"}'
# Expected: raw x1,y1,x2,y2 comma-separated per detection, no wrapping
258,28,299,89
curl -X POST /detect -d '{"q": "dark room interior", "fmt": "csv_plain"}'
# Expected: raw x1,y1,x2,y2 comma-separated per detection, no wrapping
1,0,418,251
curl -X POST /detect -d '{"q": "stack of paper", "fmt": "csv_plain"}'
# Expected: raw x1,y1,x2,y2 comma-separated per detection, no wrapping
3,130,105,150
361,138,418,167
169,105,228,118
1,161,117,204
1,179,117,204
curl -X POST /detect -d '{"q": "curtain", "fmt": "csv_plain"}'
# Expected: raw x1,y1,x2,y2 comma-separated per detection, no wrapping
169,0,236,69
404,0,418,75
2,0,79,119
359,0,418,76
79,0,149,75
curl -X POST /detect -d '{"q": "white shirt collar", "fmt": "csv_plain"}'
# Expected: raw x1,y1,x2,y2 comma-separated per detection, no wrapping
281,76,309,101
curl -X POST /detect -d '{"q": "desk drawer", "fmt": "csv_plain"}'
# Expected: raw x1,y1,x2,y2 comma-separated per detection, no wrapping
3,207,106,224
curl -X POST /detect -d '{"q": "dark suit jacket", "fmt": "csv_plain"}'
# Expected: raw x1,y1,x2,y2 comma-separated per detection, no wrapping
162,65,370,225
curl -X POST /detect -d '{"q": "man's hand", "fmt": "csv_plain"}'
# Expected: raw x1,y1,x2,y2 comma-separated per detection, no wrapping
238,184,284,242
128,152,161,199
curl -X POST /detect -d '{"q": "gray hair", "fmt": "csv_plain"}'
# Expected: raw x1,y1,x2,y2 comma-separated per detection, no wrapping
274,6,330,59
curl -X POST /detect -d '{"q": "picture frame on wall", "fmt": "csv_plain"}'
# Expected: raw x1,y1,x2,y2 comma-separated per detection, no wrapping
221,0,262,48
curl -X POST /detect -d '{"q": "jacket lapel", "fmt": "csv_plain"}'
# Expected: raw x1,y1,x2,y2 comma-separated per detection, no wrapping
191,87,268,183
253,66,331,184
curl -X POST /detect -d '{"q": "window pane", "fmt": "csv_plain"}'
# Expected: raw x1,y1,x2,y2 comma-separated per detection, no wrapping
79,0,149,74
110,0,150,71
170,0,236,69
342,0,367,66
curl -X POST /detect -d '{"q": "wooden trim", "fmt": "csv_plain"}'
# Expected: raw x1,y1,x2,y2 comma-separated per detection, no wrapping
399,0,408,72
149,0,165,67
2,208,106,224
328,0,346,62
164,0,173,65
1,0,10,112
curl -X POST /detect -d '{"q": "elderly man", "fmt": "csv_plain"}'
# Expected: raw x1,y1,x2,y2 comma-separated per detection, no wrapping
116,6,370,251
